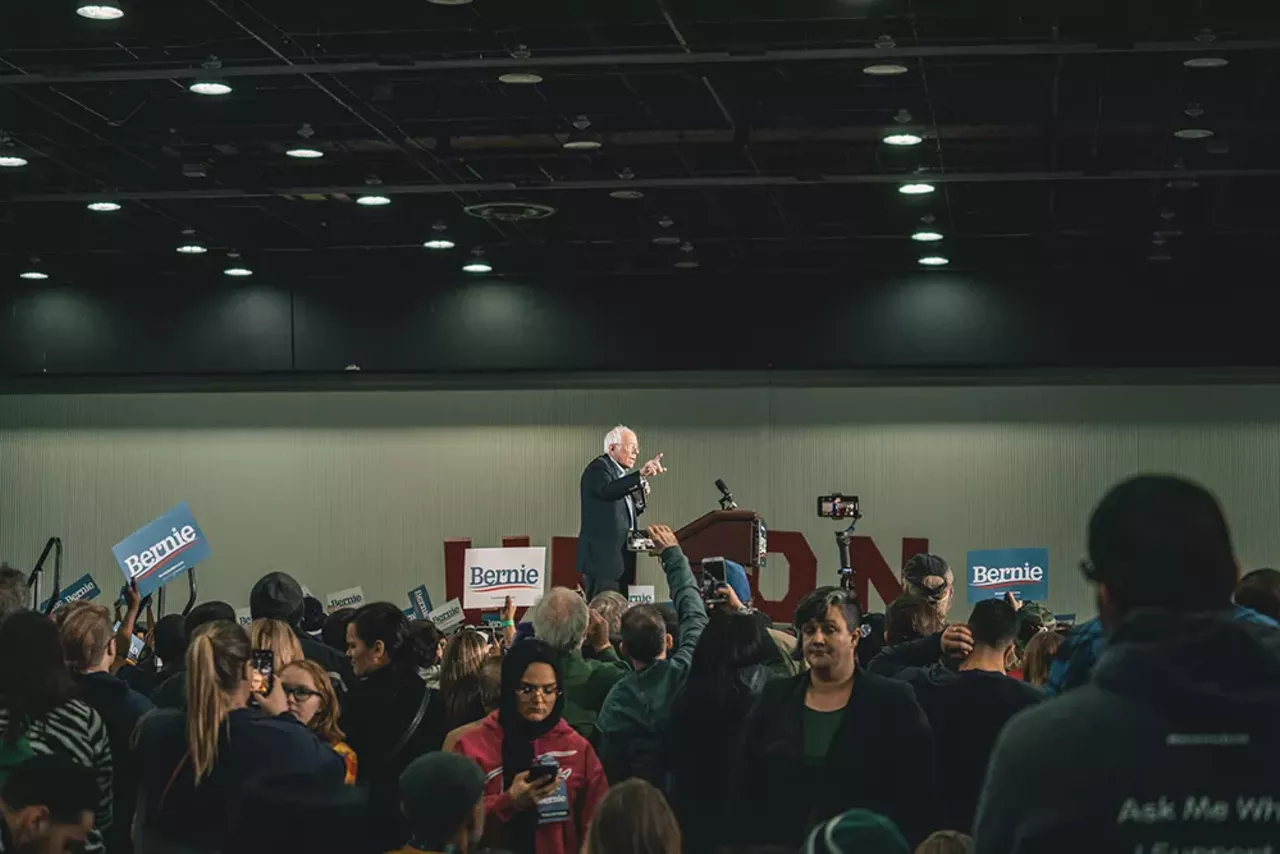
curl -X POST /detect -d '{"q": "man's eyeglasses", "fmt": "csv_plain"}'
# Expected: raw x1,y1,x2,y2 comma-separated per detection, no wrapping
516,683,561,698
283,685,322,702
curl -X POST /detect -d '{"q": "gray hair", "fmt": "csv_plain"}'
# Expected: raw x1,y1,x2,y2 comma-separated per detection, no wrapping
603,425,633,454
532,587,590,654
589,590,630,636
0,563,28,620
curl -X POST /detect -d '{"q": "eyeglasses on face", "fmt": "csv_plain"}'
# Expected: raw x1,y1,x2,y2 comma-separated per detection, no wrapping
283,685,322,701
516,683,561,698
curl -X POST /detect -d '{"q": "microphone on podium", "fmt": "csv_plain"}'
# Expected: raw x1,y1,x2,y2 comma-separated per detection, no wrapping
715,479,738,511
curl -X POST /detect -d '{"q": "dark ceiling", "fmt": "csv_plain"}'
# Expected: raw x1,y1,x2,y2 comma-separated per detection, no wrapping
1,0,1278,288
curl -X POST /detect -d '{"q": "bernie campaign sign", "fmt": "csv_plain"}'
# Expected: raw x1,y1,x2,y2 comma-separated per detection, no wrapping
112,503,211,599
40,574,102,613
325,586,366,611
966,547,1049,602
463,547,546,609
408,584,434,620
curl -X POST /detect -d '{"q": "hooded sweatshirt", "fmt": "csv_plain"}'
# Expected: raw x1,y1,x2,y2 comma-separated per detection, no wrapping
974,609,1280,854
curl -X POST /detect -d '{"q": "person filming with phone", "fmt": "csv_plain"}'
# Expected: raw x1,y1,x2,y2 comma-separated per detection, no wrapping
134,620,344,852
451,638,608,854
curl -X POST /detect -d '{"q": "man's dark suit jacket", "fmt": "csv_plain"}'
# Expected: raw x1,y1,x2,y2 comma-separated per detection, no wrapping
576,453,642,583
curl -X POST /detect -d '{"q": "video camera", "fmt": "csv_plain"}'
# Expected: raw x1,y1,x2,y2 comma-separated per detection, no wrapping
818,493,863,591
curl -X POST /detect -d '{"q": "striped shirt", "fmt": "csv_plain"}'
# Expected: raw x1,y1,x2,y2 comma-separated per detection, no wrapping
0,699,114,853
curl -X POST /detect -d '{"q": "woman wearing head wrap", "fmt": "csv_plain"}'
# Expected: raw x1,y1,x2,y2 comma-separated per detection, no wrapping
451,639,608,854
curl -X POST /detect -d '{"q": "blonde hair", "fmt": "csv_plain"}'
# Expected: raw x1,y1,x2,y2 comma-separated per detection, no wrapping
279,659,345,744
915,830,973,854
186,620,251,783
53,601,113,673
248,618,303,670
1021,629,1065,688
441,630,490,725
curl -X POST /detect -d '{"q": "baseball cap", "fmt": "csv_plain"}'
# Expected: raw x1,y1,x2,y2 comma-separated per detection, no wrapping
723,560,752,605
902,553,950,602
399,752,487,848
803,808,909,854
249,572,305,623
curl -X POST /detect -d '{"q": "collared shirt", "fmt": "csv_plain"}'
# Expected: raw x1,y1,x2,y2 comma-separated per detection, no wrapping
608,454,637,530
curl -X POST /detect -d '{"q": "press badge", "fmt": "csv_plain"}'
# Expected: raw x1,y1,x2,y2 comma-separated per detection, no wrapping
536,779,571,825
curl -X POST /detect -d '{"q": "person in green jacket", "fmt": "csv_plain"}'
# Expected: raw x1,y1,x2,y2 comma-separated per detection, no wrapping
596,524,709,784
529,583,631,741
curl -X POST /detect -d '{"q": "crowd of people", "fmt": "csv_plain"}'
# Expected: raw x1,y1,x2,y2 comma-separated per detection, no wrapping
1,473,1279,853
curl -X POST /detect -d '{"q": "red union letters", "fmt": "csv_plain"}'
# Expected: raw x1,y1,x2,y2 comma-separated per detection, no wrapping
443,532,926,624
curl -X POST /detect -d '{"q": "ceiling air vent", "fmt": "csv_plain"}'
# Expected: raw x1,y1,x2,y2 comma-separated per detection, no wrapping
463,201,557,222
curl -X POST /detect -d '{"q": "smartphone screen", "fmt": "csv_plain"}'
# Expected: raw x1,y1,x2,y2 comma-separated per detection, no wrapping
250,649,274,695
701,558,727,583
528,762,557,783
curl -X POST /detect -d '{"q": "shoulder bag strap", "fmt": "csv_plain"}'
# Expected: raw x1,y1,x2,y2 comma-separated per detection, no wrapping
390,688,432,759
157,749,190,815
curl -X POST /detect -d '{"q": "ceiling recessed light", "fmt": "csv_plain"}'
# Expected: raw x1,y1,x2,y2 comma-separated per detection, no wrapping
223,266,253,277
87,201,122,212
609,189,644,200
285,147,324,159
0,155,29,168
918,255,949,266
424,238,456,250
189,80,232,96
498,72,543,85
356,194,391,206
1183,56,1228,69
19,271,49,280
176,244,208,254
883,132,923,146
1174,127,1214,139
911,230,944,242
76,1,123,19
863,63,909,76
899,182,936,195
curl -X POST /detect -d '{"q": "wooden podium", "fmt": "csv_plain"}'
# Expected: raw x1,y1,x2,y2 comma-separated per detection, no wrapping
674,509,767,569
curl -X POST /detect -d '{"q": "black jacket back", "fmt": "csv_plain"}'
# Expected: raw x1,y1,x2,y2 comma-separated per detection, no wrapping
732,668,939,847
901,663,1044,832
975,610,1280,854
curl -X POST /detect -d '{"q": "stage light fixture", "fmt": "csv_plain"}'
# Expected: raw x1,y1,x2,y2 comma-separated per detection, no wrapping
176,244,208,254
918,255,949,266
76,0,123,19
0,154,28,168
883,132,923,146
911,230,943,242
424,222,455,250
87,201,122,212
19,270,49,280
899,183,936,195
223,266,253,277
285,147,324,159
189,80,232,96
356,194,392,206
863,63,908,76
462,249,492,273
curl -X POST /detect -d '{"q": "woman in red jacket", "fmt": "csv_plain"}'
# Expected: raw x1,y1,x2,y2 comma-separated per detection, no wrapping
453,638,608,854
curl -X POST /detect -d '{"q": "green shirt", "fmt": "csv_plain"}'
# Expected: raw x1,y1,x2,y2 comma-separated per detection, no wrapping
803,706,844,766
556,644,631,741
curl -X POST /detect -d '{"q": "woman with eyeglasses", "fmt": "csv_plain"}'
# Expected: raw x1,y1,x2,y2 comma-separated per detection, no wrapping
452,638,608,854
279,658,358,784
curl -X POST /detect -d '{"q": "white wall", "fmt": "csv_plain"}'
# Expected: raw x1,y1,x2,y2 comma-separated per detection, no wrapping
4,383,1280,620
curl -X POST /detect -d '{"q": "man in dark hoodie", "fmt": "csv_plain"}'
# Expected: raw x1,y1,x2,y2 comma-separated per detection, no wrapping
897,598,1043,832
151,600,236,709
251,571,353,689
975,474,1280,854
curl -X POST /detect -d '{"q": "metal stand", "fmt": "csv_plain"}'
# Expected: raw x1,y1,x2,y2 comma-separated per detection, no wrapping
25,537,63,615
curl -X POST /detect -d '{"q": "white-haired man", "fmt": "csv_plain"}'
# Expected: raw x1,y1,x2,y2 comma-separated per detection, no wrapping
576,425,667,599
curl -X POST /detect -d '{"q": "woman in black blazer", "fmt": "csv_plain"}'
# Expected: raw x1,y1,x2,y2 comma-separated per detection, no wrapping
731,587,941,848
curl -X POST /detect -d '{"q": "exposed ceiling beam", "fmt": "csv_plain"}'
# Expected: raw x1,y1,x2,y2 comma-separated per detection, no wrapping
11,167,1280,204
0,38,1276,87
